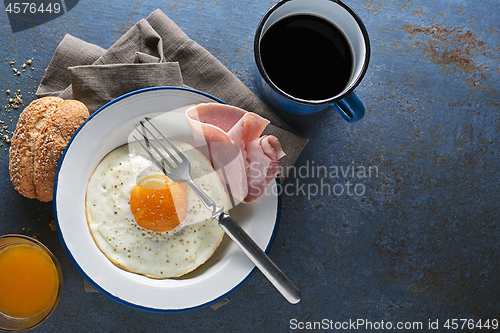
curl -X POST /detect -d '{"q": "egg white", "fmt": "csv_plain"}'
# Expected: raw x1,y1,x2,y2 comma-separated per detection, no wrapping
85,142,230,278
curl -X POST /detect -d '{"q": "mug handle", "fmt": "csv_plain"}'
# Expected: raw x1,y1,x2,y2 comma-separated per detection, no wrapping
330,92,365,122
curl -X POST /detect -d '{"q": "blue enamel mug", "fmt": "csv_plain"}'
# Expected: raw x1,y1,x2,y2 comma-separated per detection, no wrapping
254,0,370,122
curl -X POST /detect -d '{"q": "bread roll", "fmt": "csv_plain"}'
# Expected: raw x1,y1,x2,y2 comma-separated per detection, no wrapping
9,97,89,202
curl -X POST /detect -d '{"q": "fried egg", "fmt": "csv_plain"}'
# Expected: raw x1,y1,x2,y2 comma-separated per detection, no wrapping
85,141,230,278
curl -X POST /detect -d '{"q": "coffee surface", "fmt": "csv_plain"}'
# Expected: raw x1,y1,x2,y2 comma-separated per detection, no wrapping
260,14,353,101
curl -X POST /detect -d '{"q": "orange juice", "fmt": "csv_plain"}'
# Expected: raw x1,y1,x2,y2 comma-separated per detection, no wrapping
0,244,59,318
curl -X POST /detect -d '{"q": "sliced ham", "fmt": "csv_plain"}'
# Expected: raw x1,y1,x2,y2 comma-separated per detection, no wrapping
186,103,285,204
246,136,283,202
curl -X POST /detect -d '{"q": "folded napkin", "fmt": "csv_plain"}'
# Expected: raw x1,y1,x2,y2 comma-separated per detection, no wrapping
36,9,307,174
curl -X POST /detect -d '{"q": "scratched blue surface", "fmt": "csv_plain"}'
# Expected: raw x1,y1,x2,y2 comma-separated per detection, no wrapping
0,0,499,332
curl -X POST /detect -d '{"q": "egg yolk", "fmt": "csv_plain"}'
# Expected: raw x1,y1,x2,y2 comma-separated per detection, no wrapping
130,174,188,232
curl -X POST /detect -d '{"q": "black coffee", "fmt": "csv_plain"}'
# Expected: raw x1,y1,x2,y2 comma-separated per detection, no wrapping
260,14,353,101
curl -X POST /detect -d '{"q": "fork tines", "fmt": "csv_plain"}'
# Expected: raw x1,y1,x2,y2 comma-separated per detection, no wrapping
132,118,186,176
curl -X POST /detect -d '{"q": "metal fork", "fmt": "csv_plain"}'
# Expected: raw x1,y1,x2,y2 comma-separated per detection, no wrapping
133,117,301,304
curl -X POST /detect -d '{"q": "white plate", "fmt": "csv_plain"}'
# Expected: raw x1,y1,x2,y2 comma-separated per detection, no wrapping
54,87,280,312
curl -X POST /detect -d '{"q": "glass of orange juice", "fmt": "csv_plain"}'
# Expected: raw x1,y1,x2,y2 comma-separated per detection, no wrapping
0,235,62,331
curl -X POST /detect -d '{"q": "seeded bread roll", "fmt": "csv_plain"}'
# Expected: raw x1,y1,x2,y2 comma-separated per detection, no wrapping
9,97,63,200
9,97,89,202
34,100,89,202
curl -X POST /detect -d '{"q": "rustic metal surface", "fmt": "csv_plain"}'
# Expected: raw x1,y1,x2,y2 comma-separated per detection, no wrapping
0,0,498,332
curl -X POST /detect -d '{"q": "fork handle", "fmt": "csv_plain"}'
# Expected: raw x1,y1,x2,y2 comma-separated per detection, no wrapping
217,213,301,304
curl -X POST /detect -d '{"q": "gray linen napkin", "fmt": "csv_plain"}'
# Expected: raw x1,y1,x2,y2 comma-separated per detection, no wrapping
36,8,307,175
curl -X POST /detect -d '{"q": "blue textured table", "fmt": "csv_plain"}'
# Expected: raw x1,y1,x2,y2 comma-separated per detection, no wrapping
1,1,499,332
